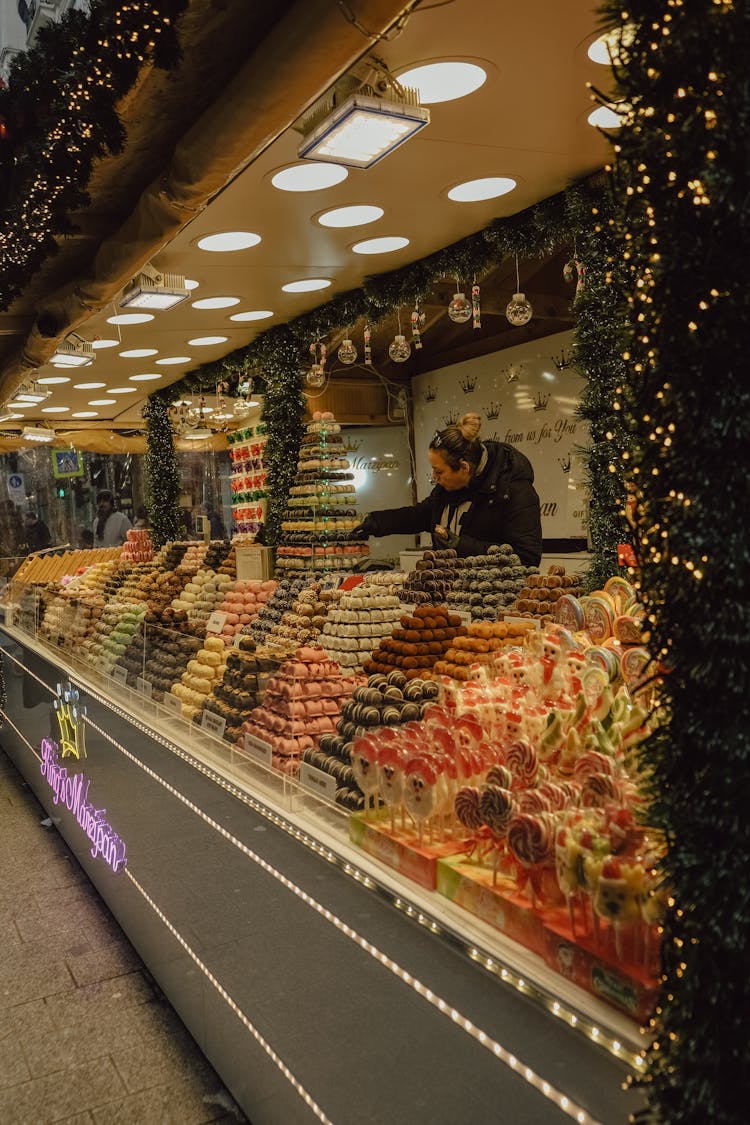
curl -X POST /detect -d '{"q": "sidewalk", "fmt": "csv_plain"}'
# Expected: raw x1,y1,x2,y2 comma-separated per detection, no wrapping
0,746,248,1125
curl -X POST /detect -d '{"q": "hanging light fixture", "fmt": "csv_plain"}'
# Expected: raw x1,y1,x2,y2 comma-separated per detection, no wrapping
50,334,96,367
506,256,533,326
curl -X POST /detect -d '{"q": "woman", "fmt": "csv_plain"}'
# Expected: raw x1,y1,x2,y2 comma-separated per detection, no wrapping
93,489,132,547
353,413,542,565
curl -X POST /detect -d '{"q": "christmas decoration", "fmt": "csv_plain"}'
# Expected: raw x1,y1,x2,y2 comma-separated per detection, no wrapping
363,324,372,366
598,2,750,1122
448,279,472,324
410,301,424,349
388,334,411,363
142,394,181,548
337,335,357,365
471,281,481,329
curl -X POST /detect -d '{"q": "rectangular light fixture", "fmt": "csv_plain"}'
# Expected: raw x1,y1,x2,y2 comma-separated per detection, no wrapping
50,338,96,367
298,93,430,169
22,425,56,443
120,270,190,310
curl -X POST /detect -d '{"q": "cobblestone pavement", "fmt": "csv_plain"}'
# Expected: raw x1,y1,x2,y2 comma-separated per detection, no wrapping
0,746,248,1125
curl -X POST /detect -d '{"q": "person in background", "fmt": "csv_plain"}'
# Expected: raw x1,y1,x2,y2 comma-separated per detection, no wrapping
133,505,148,529
352,412,543,565
201,502,225,540
23,511,52,552
93,489,131,547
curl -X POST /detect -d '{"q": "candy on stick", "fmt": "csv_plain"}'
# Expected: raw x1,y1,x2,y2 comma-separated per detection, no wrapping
507,812,557,906
505,739,538,789
479,784,515,885
404,755,444,845
350,736,382,818
377,741,409,833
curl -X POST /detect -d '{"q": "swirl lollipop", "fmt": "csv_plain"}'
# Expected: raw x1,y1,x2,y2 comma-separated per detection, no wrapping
485,763,513,790
580,772,620,808
507,812,556,906
479,784,515,885
454,786,485,858
506,739,538,790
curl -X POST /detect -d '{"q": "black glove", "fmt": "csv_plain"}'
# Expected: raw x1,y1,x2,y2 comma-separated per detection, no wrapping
432,524,460,549
350,514,378,539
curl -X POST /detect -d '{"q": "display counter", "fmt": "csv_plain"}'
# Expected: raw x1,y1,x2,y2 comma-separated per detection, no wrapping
1,617,641,1125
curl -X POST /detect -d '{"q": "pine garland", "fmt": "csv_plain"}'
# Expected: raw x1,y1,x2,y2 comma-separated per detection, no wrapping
142,394,181,548
0,0,187,311
600,2,750,1122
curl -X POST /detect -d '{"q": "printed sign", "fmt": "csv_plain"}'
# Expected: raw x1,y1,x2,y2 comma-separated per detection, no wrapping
111,665,128,686
7,472,25,504
243,733,273,767
162,691,183,716
136,677,153,699
206,611,227,634
200,710,227,739
298,762,337,802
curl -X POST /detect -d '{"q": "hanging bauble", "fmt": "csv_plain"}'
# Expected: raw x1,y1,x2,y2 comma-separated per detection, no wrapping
388,334,411,363
505,292,533,327
233,399,252,419
448,291,472,324
337,337,357,365
306,364,326,387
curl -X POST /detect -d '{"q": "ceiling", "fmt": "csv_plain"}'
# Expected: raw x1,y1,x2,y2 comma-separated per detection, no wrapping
0,0,613,436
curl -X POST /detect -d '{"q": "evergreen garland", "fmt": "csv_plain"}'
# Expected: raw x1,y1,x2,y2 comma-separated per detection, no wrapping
142,394,181,548
0,0,187,311
600,2,750,1122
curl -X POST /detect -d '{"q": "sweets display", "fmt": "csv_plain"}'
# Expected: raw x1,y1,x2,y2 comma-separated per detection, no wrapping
252,578,339,659
433,618,538,681
199,643,280,745
513,564,584,625
121,528,154,564
170,635,229,721
205,579,277,645
228,423,268,539
364,604,467,680
320,577,404,669
446,543,536,620
399,549,464,605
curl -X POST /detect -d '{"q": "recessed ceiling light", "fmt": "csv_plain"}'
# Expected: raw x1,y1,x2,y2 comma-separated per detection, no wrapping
188,335,229,346
196,231,261,252
128,373,163,382
106,312,155,325
281,279,332,293
352,236,409,255
37,376,71,385
41,406,70,413
447,176,517,202
191,296,240,310
229,310,274,322
7,401,32,408
72,411,99,418
119,348,158,358
396,61,487,104
587,105,622,128
184,278,200,290
587,25,635,64
107,387,138,394
318,204,384,228
271,163,348,192
74,381,106,390
92,338,119,349
89,398,117,405
155,356,192,365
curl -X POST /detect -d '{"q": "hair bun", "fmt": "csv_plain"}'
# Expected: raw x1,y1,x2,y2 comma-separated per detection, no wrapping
458,412,482,441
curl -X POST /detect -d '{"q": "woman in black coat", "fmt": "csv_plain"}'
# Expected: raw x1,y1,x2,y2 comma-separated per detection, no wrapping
353,413,542,566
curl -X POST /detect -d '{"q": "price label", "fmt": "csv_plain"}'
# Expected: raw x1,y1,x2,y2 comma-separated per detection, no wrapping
111,665,128,685
162,691,183,716
206,610,227,634
456,609,472,626
201,710,227,739
136,676,153,699
243,732,273,766
298,762,337,802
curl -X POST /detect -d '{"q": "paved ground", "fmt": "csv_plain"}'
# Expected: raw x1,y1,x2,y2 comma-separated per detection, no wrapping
0,745,248,1125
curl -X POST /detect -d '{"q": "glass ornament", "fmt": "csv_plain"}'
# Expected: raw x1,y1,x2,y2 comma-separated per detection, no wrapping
388,334,411,363
337,338,358,365
505,292,533,327
306,363,326,387
233,399,252,418
448,291,472,324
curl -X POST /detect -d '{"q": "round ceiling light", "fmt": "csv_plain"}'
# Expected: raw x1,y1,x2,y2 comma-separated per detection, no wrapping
587,105,623,128
352,236,409,255
37,376,71,385
196,231,261,252
74,382,106,390
72,411,99,418
188,335,229,346
91,338,119,349
318,204,384,228
396,61,487,104
155,356,192,365
106,312,155,325
281,279,332,293
119,348,158,358
88,398,117,405
271,163,348,192
229,310,274,322
107,387,138,394
191,296,240,310
447,176,517,202
129,373,163,382
41,406,70,413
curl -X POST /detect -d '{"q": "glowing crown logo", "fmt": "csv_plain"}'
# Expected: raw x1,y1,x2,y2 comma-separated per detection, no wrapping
459,374,477,394
342,437,362,453
422,385,437,403
533,392,550,412
485,401,502,420
53,681,87,760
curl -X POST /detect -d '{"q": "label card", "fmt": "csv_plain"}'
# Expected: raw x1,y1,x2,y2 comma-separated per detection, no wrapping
136,676,153,699
298,762,337,802
206,610,227,634
456,609,472,626
243,733,273,767
111,665,128,685
162,691,183,716
201,710,227,739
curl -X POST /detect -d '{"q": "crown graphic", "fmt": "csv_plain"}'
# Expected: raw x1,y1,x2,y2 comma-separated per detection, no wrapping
423,385,437,403
558,454,572,474
552,348,572,371
485,401,502,420
442,409,459,427
459,374,478,394
503,363,524,383
54,681,87,759
533,392,550,412
342,437,362,453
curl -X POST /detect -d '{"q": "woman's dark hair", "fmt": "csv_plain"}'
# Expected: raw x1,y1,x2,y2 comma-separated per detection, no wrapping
429,412,483,470
96,489,114,504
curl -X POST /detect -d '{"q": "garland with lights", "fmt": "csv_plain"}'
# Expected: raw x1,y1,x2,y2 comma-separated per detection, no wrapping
600,3,750,1122
0,0,187,312
142,394,181,548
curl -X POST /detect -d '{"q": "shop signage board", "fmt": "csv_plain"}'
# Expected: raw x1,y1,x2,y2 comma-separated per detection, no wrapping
298,762,337,802
236,545,274,582
243,733,273,767
7,472,25,504
201,710,227,739
136,677,153,699
111,665,128,685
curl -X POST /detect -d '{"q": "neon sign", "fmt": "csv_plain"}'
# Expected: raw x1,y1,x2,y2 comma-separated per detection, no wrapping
40,739,127,873
53,681,87,759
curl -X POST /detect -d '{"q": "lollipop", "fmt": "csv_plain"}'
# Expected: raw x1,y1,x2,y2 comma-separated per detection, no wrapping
580,772,620,808
517,788,553,815
377,741,408,833
454,786,484,852
404,756,442,844
350,736,381,817
485,763,513,790
505,739,538,789
507,812,556,906
479,784,515,885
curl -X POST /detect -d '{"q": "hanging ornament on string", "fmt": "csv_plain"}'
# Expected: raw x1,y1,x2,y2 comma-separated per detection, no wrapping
410,300,424,349
563,256,586,295
471,277,481,330
307,340,327,387
506,256,533,326
448,277,472,324
363,324,372,366
337,331,357,365
388,311,411,363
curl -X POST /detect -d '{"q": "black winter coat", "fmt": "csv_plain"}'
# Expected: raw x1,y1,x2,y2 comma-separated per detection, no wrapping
367,441,542,565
